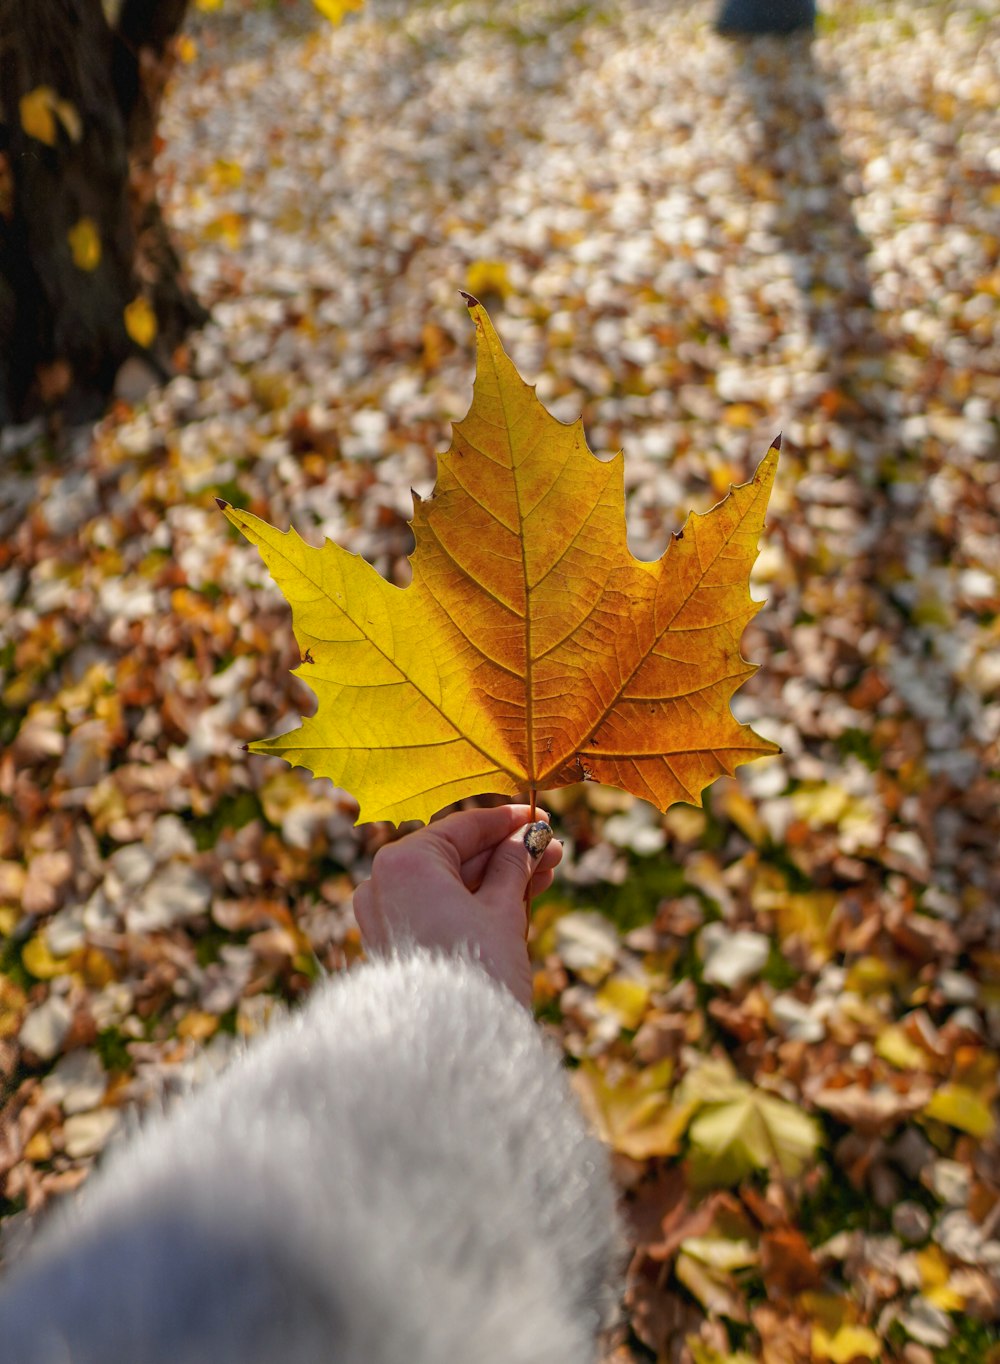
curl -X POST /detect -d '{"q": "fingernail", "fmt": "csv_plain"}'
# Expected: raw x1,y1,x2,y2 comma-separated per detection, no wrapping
523,822,553,858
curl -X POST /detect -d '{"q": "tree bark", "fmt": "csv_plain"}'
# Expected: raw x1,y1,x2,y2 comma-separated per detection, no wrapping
0,0,204,431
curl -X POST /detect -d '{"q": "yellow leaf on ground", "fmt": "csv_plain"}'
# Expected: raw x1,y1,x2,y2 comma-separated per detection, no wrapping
875,1024,933,1071
687,1084,820,1187
916,1244,950,1292
124,297,157,348
70,945,116,989
681,1235,758,1272
595,975,651,1030
176,1010,220,1041
923,1083,997,1139
205,210,244,249
845,956,898,997
672,1055,746,1107
224,302,779,825
812,1323,883,1363
572,1058,684,1160
773,889,838,964
924,1281,967,1313
689,1342,758,1364
312,0,363,24
722,403,760,430
19,87,82,146
23,1129,53,1163
645,1054,822,1187
20,88,58,145
67,217,101,271
466,259,512,299
210,158,243,190
676,1251,749,1321
21,934,71,980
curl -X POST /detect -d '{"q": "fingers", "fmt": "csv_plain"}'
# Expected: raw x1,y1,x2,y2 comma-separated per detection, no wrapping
357,806,560,942
353,805,560,1005
457,845,494,893
426,803,546,865
478,820,563,907
526,862,558,899
457,811,558,892
459,834,561,894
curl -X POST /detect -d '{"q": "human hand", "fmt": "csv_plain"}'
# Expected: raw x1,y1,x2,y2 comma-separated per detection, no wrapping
353,804,562,1009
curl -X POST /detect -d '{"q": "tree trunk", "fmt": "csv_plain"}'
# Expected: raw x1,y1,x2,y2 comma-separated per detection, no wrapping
0,0,204,431
716,0,815,35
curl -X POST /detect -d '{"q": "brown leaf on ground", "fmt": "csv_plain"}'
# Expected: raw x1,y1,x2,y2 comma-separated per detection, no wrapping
809,1078,936,1134
760,1228,824,1298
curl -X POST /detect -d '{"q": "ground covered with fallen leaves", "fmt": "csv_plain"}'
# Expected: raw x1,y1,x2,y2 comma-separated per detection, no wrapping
1,0,999,1359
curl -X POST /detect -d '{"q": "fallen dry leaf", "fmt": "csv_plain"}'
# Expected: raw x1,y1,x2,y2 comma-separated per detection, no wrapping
18,86,82,147
810,1079,936,1134
67,218,101,272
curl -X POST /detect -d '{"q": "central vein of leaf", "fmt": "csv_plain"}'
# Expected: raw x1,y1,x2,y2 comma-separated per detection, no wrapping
490,345,536,788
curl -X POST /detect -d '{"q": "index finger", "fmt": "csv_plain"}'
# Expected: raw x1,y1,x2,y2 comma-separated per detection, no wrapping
425,803,550,865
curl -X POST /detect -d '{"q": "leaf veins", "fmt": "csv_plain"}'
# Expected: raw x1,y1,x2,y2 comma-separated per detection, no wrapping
224,301,779,824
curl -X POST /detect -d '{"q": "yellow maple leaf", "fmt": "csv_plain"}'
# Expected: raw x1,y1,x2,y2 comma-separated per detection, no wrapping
223,300,779,825
67,217,101,271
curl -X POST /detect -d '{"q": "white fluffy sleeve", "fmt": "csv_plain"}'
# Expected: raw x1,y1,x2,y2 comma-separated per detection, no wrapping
0,952,621,1364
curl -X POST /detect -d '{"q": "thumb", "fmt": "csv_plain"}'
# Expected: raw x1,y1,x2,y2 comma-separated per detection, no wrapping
479,821,553,907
